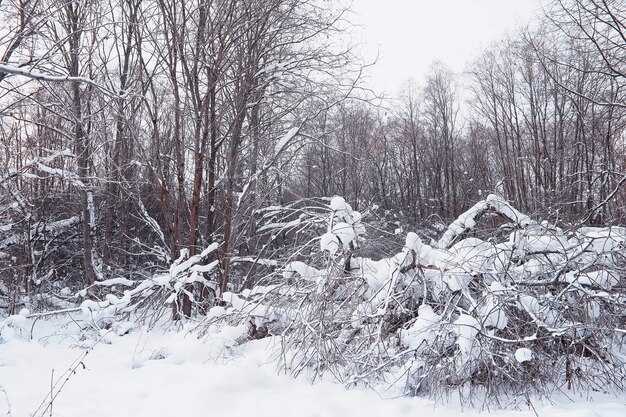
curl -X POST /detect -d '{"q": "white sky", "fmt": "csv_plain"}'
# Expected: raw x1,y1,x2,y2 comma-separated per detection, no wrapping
351,0,544,95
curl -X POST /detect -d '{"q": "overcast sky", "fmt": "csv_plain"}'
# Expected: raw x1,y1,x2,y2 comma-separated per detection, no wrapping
351,0,545,95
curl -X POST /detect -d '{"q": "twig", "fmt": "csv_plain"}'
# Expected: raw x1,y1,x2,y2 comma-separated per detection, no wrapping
0,386,12,417
31,349,90,417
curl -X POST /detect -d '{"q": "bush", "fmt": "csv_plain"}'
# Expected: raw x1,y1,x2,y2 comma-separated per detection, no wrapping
213,194,626,404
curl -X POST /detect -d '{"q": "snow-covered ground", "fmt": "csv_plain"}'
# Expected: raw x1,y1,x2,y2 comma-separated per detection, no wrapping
1,319,625,417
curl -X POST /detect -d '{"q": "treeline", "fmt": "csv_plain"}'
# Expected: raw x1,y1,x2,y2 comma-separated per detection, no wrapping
0,0,625,300
294,14,626,222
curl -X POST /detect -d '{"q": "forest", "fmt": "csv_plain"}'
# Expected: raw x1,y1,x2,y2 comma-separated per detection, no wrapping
0,0,625,410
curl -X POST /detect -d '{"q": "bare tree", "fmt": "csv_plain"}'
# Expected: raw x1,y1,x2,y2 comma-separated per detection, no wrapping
542,0,625,108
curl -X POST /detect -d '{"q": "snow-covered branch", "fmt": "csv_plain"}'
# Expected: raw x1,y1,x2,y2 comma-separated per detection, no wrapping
0,64,121,97
0,215,80,251
437,194,533,249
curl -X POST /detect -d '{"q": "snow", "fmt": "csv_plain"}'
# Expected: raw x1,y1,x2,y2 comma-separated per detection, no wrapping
283,261,321,282
438,200,489,248
480,293,508,330
438,194,534,249
169,243,219,278
356,256,399,294
0,311,29,342
0,63,119,97
442,267,473,292
96,277,136,287
522,227,568,253
405,232,450,266
232,257,279,267
330,195,349,212
329,196,364,232
1,319,624,417
320,232,340,254
36,162,85,187
257,218,302,232
2,194,625,415
565,270,619,290
273,126,300,156
515,348,533,363
0,215,80,251
400,305,442,351
454,314,481,361
518,295,558,328
331,221,357,246
486,194,532,227
320,197,366,253
405,232,422,251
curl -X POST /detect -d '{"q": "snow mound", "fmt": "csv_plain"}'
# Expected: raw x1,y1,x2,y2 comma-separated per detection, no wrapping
515,348,533,363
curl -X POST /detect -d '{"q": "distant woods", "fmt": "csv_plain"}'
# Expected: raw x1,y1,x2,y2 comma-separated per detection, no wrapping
0,0,625,291
299,0,626,224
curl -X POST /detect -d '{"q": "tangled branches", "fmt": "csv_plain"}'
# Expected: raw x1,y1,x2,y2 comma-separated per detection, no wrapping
209,195,626,404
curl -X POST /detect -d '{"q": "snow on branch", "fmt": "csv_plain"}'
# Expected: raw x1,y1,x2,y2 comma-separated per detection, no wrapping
6,148,85,188
0,215,81,251
34,162,85,188
2,149,73,186
70,242,223,327
437,194,533,249
236,125,301,209
137,199,169,262
0,64,121,97
273,126,300,158
27,194,624,404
